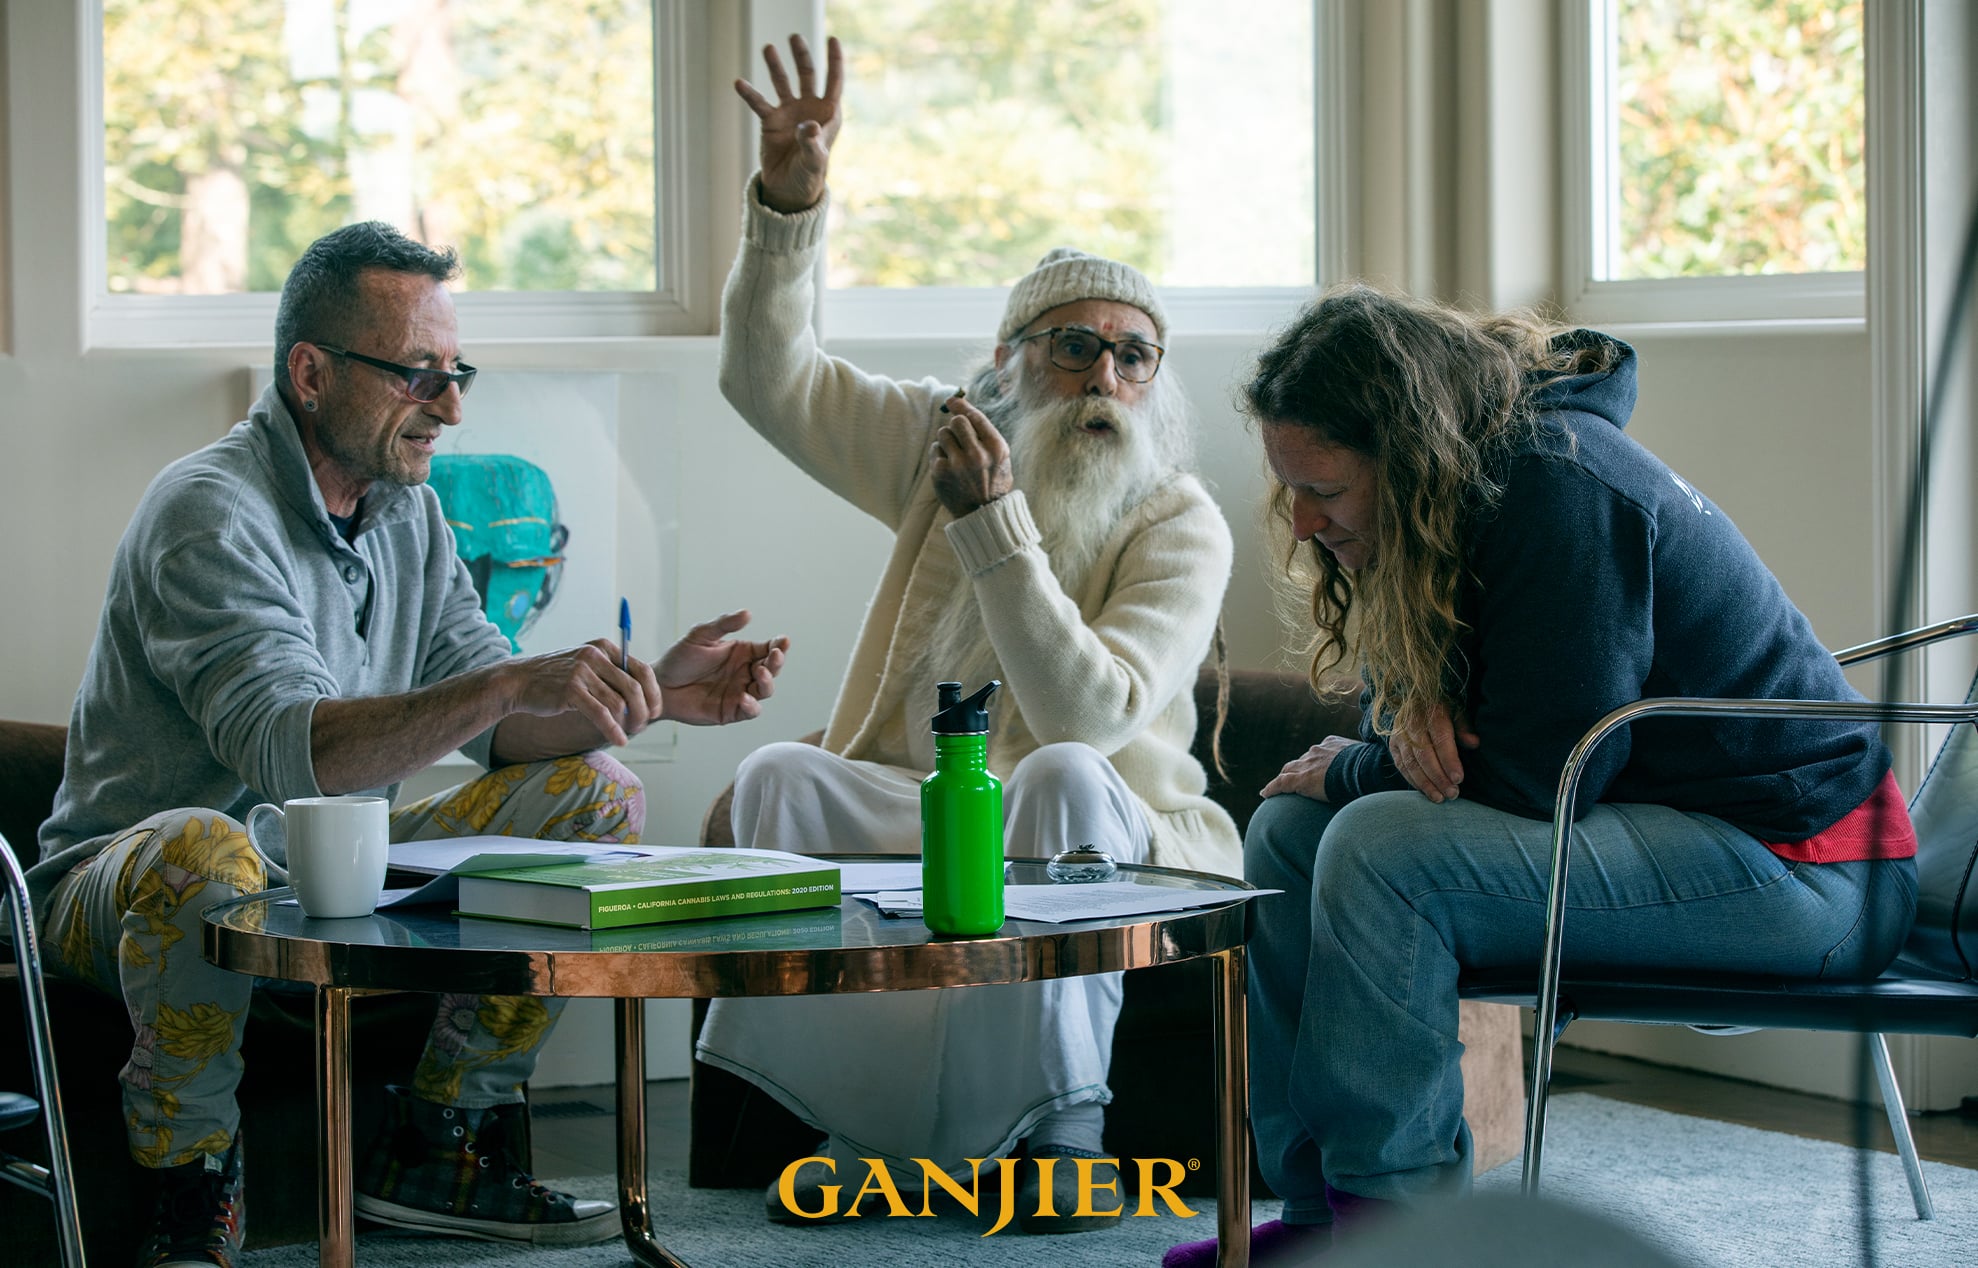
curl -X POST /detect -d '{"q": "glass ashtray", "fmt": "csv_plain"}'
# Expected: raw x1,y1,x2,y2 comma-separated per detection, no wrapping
1046,845,1118,884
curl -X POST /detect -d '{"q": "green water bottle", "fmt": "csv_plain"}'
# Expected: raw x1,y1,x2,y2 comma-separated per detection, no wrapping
921,680,1005,936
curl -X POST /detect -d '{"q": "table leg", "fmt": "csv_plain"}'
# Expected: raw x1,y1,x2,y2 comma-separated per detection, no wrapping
316,986,354,1268
1212,947,1251,1268
615,997,692,1268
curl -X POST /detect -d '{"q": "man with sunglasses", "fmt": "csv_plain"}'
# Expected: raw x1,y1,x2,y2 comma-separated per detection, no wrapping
694,35,1238,1237
31,221,789,1267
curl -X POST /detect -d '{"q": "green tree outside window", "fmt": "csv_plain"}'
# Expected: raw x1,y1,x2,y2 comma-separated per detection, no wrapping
103,0,656,295
1610,0,1865,279
825,0,1315,290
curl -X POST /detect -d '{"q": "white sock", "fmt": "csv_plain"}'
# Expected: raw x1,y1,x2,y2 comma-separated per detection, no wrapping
1027,1101,1105,1155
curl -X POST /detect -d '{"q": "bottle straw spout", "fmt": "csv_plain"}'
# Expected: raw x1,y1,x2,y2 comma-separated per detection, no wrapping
931,679,1000,734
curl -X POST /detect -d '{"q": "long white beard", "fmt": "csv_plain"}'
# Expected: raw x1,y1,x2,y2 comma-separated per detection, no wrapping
914,367,1191,712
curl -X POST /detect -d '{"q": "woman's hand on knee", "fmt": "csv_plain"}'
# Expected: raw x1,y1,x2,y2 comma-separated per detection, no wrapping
1260,737,1358,801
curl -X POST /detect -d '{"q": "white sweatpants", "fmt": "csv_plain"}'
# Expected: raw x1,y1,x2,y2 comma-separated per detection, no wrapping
694,741,1152,1169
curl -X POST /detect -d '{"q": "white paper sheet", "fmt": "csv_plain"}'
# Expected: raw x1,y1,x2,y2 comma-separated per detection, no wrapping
835,861,927,893
858,880,1274,924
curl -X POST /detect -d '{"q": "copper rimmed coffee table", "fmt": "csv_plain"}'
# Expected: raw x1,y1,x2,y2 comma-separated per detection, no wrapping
203,856,1254,1267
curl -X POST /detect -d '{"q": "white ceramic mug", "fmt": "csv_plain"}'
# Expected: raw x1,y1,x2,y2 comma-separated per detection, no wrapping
245,795,390,919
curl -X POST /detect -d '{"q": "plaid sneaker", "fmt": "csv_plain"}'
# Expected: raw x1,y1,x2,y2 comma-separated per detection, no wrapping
355,1085,616,1246
141,1134,246,1268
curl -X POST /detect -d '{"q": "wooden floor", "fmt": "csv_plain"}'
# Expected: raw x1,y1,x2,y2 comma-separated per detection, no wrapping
528,1045,1978,1183
1545,1045,1978,1170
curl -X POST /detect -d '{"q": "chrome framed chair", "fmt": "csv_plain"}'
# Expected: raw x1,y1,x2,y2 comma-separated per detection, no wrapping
1,830,85,1268
1460,613,1978,1221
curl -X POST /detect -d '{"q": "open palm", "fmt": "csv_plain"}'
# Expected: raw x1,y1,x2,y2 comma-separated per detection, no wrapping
735,34,844,214
654,611,790,726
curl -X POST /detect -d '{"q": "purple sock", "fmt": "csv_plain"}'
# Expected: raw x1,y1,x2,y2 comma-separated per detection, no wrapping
1325,1183,1398,1232
1161,1217,1331,1268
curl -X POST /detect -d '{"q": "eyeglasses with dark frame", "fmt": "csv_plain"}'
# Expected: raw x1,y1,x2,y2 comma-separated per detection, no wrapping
1013,326,1164,383
315,343,477,403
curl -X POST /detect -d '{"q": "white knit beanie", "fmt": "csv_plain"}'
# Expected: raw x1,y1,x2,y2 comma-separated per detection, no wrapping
997,247,1167,345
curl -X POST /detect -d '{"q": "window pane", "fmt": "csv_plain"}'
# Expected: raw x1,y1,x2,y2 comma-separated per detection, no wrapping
103,0,655,294
1606,0,1864,280
824,1,1313,289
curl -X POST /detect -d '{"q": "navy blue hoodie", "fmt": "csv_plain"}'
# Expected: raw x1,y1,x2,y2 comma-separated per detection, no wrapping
1324,332,1888,842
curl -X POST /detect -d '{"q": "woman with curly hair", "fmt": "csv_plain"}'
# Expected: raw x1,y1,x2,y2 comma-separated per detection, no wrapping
1165,285,1917,1266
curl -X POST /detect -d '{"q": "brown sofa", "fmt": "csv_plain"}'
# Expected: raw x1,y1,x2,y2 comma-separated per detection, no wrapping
0,719,452,1266
683,667,1527,1196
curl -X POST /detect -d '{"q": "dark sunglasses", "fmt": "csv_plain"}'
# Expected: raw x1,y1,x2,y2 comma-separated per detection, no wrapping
316,343,477,403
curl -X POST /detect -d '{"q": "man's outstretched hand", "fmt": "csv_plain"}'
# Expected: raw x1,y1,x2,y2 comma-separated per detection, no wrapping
736,33,843,214
656,610,790,726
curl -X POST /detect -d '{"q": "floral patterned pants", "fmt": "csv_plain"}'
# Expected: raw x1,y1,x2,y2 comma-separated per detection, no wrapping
40,752,643,1169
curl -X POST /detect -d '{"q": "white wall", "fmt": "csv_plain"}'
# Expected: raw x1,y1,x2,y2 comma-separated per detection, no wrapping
1616,325,1881,652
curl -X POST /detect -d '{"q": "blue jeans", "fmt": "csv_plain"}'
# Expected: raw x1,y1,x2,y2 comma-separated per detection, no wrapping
1244,790,1918,1222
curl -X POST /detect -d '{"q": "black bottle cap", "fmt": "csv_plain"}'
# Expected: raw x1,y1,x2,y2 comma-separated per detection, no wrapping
930,679,1000,735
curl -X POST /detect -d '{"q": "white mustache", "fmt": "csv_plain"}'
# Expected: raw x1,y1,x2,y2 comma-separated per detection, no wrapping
1074,399,1129,432
1016,393,1133,440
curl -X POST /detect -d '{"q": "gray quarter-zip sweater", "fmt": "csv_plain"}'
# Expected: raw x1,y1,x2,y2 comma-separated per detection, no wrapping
30,384,511,914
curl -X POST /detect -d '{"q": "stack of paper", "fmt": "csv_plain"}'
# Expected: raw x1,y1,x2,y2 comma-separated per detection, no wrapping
859,880,1274,925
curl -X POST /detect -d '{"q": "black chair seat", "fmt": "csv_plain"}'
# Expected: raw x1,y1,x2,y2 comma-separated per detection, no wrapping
1460,964,1978,1037
0,1089,39,1134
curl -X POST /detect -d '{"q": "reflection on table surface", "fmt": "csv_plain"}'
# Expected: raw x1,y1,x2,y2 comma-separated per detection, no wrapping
203,853,1256,1001
207,856,1253,958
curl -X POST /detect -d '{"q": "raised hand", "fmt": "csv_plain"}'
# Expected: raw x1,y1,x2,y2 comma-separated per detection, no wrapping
929,394,1014,517
654,610,791,726
735,33,843,214
505,638,662,747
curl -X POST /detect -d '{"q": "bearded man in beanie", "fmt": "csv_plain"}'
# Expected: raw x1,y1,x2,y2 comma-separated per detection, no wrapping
694,35,1238,1235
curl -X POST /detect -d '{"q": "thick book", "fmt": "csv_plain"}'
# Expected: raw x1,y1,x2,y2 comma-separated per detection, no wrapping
453,846,842,930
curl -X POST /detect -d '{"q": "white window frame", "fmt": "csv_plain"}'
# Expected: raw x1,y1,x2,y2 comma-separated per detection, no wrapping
815,0,1356,341
1558,0,1865,327
82,0,714,348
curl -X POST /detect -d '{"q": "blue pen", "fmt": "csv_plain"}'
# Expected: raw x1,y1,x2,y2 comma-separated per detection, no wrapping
618,597,631,671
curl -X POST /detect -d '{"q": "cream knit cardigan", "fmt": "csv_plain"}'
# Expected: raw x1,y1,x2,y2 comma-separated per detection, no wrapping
718,181,1240,878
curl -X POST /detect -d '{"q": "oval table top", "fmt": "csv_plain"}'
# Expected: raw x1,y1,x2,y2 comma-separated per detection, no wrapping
202,856,1255,999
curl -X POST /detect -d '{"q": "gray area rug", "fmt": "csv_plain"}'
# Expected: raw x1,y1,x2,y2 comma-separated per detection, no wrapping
237,1094,1977,1267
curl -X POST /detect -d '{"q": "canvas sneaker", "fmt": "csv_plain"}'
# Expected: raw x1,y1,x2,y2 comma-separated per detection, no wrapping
355,1085,616,1246
140,1133,246,1268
